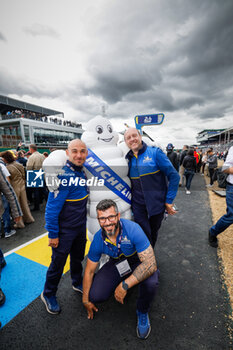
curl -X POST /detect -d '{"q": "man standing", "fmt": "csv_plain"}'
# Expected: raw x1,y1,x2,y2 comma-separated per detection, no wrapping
82,199,159,340
209,145,233,247
26,144,45,210
41,139,88,314
166,143,179,171
179,145,189,186
0,167,22,316
206,148,218,187
124,128,180,247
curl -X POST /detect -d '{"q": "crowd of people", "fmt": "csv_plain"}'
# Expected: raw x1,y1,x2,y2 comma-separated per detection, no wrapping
165,143,231,194
1,110,82,129
0,133,233,337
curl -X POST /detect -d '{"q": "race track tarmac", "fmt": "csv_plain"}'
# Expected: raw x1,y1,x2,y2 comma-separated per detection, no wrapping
0,174,231,349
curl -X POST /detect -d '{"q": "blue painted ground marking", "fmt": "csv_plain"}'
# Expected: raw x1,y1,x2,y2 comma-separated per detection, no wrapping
0,253,47,327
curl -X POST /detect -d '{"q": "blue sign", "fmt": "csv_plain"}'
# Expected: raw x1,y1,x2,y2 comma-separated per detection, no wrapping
26,170,44,187
135,113,164,132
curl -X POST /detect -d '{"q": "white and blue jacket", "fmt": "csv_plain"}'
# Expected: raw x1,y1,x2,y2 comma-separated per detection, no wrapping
126,142,180,216
45,160,88,238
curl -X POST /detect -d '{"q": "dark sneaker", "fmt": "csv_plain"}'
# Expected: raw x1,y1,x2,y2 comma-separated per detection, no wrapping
208,231,218,248
0,288,6,306
136,310,151,339
72,284,83,294
41,292,61,314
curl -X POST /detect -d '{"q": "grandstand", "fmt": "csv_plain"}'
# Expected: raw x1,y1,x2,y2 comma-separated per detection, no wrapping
196,127,233,152
0,95,83,151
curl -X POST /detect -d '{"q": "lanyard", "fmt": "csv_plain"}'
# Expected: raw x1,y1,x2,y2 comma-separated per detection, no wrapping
101,221,123,258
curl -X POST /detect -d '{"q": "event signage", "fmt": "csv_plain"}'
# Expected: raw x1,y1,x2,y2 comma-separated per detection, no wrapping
134,113,164,132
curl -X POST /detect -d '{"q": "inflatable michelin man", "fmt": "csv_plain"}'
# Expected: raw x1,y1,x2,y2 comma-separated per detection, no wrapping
42,116,132,244
81,115,131,241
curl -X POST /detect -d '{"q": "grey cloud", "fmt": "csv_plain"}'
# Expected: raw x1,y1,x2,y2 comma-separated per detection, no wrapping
23,23,60,39
80,0,233,117
83,55,162,104
0,68,63,99
0,32,6,42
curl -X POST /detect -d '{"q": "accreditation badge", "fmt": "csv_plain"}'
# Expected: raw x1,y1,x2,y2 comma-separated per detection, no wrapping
115,259,132,277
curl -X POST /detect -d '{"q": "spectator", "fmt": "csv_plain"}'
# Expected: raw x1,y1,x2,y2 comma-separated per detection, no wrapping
0,158,16,238
166,143,179,171
201,152,207,175
0,167,22,314
208,146,233,247
196,150,203,173
1,151,34,228
26,144,45,211
183,149,197,195
206,149,218,187
179,145,189,186
16,151,27,167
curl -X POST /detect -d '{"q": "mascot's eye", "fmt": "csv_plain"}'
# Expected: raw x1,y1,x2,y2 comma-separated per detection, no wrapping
107,125,113,133
96,125,103,134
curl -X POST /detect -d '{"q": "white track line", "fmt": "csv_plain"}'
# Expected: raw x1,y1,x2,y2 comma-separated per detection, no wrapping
4,232,48,257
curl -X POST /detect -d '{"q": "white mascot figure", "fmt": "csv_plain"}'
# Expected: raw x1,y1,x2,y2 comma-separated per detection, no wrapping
81,115,131,242
42,116,132,246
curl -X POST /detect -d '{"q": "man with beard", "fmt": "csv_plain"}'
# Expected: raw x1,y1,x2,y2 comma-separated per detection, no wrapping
82,199,159,340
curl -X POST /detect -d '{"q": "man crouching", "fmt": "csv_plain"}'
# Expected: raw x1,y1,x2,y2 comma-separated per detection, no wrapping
82,199,159,340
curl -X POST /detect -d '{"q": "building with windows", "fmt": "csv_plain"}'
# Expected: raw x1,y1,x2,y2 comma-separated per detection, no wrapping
0,95,83,151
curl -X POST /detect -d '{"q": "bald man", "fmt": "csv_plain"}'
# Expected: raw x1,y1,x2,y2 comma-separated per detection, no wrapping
41,139,89,314
124,128,180,247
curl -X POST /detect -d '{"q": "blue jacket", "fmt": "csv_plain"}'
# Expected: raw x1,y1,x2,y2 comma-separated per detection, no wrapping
45,160,88,238
126,142,180,216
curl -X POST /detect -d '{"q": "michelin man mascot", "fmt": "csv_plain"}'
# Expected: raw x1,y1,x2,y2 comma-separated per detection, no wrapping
81,115,131,241
43,116,131,245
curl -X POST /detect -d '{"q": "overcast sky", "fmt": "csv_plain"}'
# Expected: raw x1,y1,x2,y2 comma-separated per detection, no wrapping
1,0,233,148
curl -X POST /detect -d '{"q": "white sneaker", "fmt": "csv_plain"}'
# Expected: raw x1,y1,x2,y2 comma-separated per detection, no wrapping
206,184,213,187
186,190,191,195
5,230,16,238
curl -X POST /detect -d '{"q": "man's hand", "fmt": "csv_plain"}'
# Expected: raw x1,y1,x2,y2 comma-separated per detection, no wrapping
114,283,127,304
48,238,59,248
165,203,177,215
14,216,22,223
83,301,98,319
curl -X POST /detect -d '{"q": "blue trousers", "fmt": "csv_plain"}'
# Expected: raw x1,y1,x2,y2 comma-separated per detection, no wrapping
132,202,164,247
184,170,195,190
89,255,159,313
210,183,233,237
44,226,86,297
0,195,11,234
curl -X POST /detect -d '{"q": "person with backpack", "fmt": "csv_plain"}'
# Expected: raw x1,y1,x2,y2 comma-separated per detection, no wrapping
166,143,179,171
183,149,197,195
206,149,218,187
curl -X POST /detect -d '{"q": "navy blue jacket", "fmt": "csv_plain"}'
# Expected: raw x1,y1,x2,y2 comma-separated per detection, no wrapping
45,160,88,238
126,142,180,216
